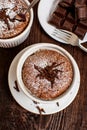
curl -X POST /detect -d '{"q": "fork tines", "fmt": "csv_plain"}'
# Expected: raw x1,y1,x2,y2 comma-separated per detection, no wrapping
52,28,72,42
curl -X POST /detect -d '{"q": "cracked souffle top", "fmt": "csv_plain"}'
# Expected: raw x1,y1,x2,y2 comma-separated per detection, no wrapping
0,0,30,39
22,49,73,100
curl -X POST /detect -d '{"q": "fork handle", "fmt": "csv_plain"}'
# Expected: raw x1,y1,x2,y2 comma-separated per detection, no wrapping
79,42,87,53
27,0,40,12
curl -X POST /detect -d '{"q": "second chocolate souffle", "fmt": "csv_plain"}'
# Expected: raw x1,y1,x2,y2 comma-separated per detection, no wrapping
0,0,30,39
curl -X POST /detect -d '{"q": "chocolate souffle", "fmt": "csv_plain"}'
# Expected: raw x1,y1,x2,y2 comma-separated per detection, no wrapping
0,0,30,39
22,49,73,100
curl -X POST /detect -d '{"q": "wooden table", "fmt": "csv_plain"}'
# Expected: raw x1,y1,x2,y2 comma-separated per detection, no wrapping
0,1,87,130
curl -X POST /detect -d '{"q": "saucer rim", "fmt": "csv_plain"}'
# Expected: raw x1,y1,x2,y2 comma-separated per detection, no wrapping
8,43,80,115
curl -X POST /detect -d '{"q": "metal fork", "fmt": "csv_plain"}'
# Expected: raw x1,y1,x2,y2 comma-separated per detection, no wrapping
52,28,87,52
15,0,40,21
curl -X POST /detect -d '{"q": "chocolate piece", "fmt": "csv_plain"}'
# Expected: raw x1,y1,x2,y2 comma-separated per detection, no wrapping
74,20,87,39
54,6,67,17
62,19,75,31
14,80,20,92
76,6,87,20
59,0,74,8
63,0,75,4
48,13,64,28
59,2,70,8
36,106,45,115
33,100,39,104
79,20,87,28
56,102,59,107
15,13,26,22
75,0,87,7
66,13,75,22
74,24,86,39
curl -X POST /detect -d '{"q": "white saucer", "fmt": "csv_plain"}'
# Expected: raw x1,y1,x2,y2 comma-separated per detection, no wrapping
8,44,80,115
38,0,87,44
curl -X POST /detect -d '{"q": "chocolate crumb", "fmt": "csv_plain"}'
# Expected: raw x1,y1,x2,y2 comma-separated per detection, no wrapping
15,13,26,22
36,106,45,115
33,100,39,104
56,102,59,107
14,80,20,92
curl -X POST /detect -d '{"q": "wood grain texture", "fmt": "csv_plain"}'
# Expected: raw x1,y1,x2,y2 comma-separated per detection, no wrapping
0,0,87,130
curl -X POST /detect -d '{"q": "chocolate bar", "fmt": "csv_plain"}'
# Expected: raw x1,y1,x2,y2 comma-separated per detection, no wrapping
76,6,87,20
48,0,87,39
54,6,67,17
79,20,87,28
75,0,87,20
59,0,74,8
48,13,64,27
62,19,75,31
63,0,74,4
66,12,75,22
75,0,87,7
74,24,86,39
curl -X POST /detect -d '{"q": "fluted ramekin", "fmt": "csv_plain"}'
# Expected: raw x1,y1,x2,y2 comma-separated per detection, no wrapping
0,0,33,48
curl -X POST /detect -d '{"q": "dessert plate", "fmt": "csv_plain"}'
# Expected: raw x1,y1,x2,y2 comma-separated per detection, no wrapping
8,44,80,115
38,0,87,44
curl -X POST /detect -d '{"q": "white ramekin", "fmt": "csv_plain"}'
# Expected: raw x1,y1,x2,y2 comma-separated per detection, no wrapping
16,43,80,104
0,0,34,48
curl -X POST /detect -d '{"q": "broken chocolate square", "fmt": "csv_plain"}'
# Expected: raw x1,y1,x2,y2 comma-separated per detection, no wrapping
48,13,64,28
76,5,87,20
62,19,75,31
74,24,87,39
79,20,87,28
75,0,87,7
59,0,74,8
54,6,67,17
66,12,75,23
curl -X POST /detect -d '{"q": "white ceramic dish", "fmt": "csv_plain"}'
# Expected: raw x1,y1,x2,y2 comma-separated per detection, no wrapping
38,0,87,44
8,43,80,115
0,0,34,48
